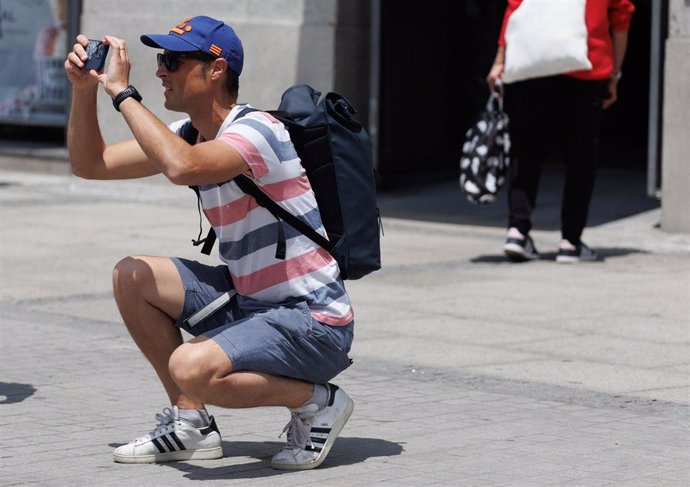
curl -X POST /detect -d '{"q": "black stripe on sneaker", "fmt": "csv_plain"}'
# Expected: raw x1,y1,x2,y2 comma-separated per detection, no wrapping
160,435,175,452
169,432,186,451
200,416,219,436
326,383,339,407
151,438,167,453
311,427,331,435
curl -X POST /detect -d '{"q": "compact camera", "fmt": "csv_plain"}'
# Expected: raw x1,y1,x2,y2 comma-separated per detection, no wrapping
83,39,109,71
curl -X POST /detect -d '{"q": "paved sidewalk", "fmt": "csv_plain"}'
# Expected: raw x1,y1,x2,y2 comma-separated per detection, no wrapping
0,163,688,486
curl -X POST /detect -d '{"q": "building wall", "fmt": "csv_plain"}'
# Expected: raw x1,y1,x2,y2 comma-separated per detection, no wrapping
661,1,690,233
80,0,369,144
76,1,688,234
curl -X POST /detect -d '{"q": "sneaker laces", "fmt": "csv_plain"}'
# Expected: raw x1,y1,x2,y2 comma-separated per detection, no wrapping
134,407,179,442
278,404,318,450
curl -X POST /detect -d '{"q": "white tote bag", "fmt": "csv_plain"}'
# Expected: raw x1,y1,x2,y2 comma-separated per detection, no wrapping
503,0,592,84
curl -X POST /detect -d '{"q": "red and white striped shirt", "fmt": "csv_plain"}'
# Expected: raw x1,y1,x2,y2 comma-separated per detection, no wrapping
171,106,353,326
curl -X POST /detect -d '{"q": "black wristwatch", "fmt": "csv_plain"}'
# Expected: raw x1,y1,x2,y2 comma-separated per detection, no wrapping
113,85,143,112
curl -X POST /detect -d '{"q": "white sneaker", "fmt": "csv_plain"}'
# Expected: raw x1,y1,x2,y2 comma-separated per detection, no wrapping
113,406,222,464
271,383,354,470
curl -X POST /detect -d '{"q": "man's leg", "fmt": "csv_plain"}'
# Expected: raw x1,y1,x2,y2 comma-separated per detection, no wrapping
169,337,313,408
168,322,354,471
111,256,223,464
112,255,203,409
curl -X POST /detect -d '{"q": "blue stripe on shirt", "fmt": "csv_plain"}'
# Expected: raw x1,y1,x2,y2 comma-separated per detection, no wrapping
219,207,326,261
234,116,299,163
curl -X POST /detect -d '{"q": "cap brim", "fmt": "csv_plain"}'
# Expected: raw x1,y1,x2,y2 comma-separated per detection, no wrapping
140,34,199,52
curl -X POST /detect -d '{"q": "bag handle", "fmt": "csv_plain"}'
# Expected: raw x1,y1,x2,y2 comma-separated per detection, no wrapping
486,79,505,113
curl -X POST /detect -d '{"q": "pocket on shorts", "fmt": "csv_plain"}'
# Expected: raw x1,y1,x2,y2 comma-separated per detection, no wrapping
313,320,353,354
308,320,354,372
250,300,314,341
235,295,314,337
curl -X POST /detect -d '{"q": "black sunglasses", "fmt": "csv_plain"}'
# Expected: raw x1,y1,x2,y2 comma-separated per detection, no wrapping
157,51,216,72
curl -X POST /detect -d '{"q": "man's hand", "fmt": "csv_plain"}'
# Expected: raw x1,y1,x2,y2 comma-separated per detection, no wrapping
100,36,132,98
64,34,100,91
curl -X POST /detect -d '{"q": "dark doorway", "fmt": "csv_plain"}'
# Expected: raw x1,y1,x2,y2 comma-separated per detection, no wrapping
599,0,654,168
377,0,653,183
377,0,505,183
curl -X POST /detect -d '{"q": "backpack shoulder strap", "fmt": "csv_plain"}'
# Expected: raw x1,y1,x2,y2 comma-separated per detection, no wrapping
233,174,333,258
231,108,333,257
179,121,218,254
179,120,199,145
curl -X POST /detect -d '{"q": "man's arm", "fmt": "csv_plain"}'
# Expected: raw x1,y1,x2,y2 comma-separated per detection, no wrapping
65,35,158,180
93,35,249,186
117,98,250,186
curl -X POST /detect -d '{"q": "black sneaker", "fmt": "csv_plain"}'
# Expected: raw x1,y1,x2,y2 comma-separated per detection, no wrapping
503,234,539,262
556,241,597,263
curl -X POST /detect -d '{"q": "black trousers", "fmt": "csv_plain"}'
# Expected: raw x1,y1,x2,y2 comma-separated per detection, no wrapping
505,75,609,244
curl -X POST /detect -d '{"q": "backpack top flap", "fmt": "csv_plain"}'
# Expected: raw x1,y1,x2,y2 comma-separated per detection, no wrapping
278,84,321,118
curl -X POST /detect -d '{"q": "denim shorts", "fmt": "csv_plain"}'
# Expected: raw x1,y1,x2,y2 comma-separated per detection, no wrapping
171,257,353,384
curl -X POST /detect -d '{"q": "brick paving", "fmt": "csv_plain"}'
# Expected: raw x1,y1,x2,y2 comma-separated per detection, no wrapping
0,166,688,486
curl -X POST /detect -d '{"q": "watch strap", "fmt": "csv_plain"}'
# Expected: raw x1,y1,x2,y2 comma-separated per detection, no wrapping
113,85,142,112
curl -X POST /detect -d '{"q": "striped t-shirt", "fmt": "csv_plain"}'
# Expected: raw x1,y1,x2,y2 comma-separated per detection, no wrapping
170,105,353,326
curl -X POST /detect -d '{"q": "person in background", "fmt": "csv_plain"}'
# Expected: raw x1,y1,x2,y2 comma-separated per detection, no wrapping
487,0,635,263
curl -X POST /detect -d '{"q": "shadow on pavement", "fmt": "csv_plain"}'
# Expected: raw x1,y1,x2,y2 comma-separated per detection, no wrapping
376,165,659,229
161,437,404,479
471,247,650,264
0,382,37,404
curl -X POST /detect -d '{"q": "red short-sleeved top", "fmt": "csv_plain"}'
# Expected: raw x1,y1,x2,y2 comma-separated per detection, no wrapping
498,0,635,80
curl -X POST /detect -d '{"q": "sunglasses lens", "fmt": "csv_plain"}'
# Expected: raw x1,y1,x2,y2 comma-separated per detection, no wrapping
157,53,179,72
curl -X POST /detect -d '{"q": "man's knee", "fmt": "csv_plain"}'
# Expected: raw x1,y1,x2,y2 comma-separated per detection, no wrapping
169,340,230,400
112,256,151,293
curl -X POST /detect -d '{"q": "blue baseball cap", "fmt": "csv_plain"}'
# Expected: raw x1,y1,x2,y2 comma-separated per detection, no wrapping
141,15,244,75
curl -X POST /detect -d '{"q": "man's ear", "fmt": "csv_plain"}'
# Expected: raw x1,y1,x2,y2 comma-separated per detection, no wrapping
209,58,227,81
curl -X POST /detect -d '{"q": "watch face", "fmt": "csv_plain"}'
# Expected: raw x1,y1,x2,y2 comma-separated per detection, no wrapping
122,87,135,97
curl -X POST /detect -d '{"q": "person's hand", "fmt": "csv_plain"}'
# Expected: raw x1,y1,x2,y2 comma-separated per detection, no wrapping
64,34,100,91
100,35,131,98
603,79,618,109
486,62,504,96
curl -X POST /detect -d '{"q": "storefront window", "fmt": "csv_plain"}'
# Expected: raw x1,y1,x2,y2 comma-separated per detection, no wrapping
0,0,70,126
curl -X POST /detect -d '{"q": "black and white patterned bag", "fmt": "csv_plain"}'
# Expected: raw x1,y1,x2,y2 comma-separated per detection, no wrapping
459,81,511,204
